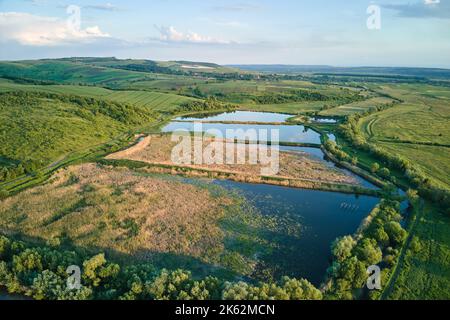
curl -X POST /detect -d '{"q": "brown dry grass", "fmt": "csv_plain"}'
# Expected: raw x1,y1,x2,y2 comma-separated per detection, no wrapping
0,163,233,265
107,134,359,185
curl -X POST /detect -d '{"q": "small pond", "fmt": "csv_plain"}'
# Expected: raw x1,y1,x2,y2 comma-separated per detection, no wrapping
311,117,338,124
162,122,322,145
176,111,294,123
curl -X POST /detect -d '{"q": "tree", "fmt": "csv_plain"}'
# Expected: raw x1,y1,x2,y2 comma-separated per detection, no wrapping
0,236,11,260
354,238,382,266
372,227,389,248
82,253,120,288
31,270,63,300
12,249,43,274
281,277,322,300
222,278,322,301
385,221,407,246
146,269,211,300
378,167,391,179
406,189,419,205
409,236,422,253
371,163,380,174
222,281,251,300
0,189,9,200
331,236,357,263
340,257,367,289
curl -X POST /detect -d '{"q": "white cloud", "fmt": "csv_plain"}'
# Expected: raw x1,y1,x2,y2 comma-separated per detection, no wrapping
0,12,110,46
154,25,231,44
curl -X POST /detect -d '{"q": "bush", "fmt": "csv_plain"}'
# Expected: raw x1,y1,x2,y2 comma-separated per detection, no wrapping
0,189,9,200
409,236,422,253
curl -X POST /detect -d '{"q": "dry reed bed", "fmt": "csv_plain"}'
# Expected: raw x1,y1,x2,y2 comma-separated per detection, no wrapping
0,163,235,265
107,135,360,186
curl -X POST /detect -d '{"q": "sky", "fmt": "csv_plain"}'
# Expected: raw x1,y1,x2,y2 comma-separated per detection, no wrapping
0,0,449,67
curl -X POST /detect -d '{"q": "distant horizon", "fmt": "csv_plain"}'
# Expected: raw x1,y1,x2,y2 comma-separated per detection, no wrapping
1,56,450,71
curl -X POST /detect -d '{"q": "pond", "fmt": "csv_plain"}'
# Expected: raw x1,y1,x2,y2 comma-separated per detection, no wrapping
175,111,294,123
311,117,338,124
212,180,380,286
161,122,322,145
327,133,337,142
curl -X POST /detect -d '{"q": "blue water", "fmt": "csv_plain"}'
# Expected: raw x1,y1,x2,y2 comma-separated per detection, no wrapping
311,117,338,124
280,145,326,158
176,111,293,123
212,180,380,285
162,122,322,144
327,133,337,142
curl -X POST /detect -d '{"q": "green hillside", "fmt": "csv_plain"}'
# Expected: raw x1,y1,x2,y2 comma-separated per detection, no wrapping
0,91,155,171
0,78,196,113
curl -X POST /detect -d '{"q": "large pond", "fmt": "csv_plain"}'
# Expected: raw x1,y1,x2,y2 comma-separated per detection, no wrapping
212,180,379,286
175,111,294,123
162,122,323,144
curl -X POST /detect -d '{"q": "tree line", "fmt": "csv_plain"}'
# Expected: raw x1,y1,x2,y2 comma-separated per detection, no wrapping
175,97,237,114
251,89,364,105
0,235,322,300
325,200,411,300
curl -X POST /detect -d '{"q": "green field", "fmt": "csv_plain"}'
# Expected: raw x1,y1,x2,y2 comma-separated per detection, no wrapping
386,203,450,300
241,101,326,114
0,60,147,87
319,96,394,116
360,103,449,146
0,78,112,97
357,84,450,188
105,90,196,113
0,79,196,114
380,143,450,189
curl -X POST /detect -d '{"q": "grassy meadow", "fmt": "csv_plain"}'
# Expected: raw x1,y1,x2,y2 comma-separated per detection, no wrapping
0,79,196,114
357,84,450,188
319,96,395,117
385,203,450,300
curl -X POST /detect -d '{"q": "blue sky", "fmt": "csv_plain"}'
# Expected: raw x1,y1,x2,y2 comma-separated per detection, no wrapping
0,0,449,67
